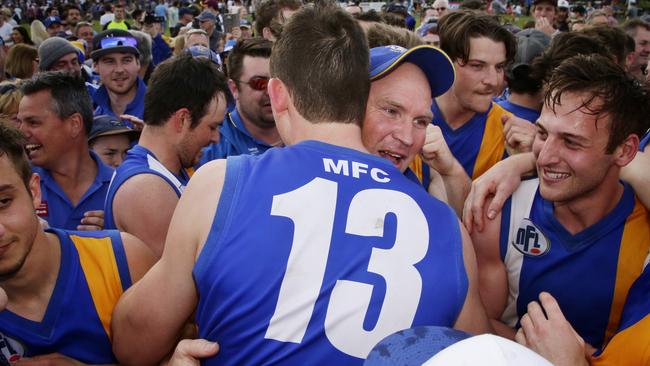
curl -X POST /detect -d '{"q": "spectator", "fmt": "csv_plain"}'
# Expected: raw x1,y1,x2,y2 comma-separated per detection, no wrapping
129,30,155,84
10,26,33,45
0,81,23,128
74,21,95,59
89,114,141,168
43,15,63,37
623,19,650,79
254,0,302,41
170,7,194,37
197,11,221,52
62,4,82,34
5,44,38,79
105,4,131,30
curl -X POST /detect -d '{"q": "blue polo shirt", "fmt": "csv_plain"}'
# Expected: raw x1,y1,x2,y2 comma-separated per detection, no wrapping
33,151,114,230
93,77,147,121
199,109,276,166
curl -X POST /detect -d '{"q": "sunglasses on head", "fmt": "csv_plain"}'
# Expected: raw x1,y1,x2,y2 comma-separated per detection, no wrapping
100,36,138,49
237,76,269,91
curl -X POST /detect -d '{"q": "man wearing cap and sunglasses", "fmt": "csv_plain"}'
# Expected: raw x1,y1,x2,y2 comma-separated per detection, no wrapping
91,29,146,122
200,37,276,162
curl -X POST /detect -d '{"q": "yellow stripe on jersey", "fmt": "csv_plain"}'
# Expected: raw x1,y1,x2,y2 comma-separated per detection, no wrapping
408,155,424,184
592,314,650,366
602,199,650,347
70,235,124,340
472,103,510,179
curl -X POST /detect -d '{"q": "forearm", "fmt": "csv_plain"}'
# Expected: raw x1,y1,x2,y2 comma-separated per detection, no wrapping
112,267,196,365
440,161,471,217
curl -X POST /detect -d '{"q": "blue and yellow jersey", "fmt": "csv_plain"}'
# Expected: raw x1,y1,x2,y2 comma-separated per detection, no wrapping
0,228,132,364
430,100,510,180
591,263,650,365
194,141,468,365
499,179,650,349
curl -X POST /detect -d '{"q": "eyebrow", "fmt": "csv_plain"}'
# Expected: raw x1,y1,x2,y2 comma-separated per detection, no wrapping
536,121,590,142
0,184,16,193
384,99,434,120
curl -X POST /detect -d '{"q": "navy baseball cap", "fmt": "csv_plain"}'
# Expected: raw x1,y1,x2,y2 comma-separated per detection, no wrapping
91,29,140,61
364,326,554,365
369,45,455,98
197,10,216,22
89,115,140,143
186,45,222,65
43,15,61,28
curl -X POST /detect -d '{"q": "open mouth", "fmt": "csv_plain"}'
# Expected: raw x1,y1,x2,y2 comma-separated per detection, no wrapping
25,143,42,154
379,150,404,166
542,168,570,181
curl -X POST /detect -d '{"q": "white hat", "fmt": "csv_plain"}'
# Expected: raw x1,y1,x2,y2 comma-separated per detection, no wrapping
424,334,553,366
558,0,570,8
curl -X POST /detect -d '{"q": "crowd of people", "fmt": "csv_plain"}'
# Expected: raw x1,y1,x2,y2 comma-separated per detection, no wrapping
0,0,649,364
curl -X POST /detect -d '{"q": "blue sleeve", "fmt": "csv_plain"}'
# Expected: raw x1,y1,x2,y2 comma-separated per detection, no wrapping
151,34,172,66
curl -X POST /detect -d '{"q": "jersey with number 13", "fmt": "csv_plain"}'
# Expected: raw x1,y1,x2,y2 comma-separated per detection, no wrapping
193,141,468,365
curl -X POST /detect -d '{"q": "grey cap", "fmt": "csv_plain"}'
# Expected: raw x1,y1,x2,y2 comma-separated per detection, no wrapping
38,37,78,71
508,28,550,77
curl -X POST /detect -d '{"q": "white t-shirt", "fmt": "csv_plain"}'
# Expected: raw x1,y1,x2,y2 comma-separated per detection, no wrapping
0,22,13,44
100,13,115,26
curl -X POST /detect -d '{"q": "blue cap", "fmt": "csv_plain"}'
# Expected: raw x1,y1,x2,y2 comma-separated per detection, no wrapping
223,39,237,52
43,15,61,28
369,45,455,98
179,7,193,17
197,10,216,22
186,45,222,65
89,115,140,142
239,19,251,28
364,326,470,366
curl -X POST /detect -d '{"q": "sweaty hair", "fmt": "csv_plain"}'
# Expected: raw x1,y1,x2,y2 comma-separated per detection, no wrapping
227,37,272,82
438,10,516,65
0,123,31,190
270,3,369,125
545,54,650,153
144,53,232,129
254,0,302,39
21,72,93,135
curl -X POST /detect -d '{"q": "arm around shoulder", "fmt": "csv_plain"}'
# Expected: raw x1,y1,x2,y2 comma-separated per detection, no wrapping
111,160,227,366
453,219,493,335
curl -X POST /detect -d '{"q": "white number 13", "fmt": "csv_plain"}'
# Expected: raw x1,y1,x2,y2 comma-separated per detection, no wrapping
264,178,429,358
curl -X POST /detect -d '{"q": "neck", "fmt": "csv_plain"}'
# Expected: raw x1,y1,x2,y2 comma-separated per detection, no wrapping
553,170,624,234
2,229,61,321
508,91,543,112
436,91,477,130
46,144,96,184
138,125,183,174
107,81,138,117
287,119,368,153
237,108,282,146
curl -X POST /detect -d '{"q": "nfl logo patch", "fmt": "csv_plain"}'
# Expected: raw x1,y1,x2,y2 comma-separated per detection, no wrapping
512,218,550,257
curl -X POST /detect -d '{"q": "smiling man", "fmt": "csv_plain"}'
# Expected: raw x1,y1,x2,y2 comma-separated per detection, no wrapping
18,72,112,231
91,29,146,120
471,54,650,351
427,10,516,181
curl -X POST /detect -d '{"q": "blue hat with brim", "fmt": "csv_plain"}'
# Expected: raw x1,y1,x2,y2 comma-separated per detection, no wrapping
369,45,455,98
364,326,471,366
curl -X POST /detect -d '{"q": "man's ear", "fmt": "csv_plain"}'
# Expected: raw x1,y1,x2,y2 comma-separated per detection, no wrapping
262,27,275,41
267,78,288,118
67,113,85,139
172,108,192,132
227,79,239,101
29,173,42,210
613,134,640,167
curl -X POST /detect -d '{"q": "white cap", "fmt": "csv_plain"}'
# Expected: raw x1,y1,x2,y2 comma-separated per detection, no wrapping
423,334,554,366
558,0,570,8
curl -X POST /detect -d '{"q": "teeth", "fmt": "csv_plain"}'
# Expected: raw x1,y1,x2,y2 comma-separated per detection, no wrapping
380,150,402,159
546,170,569,179
25,144,42,151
